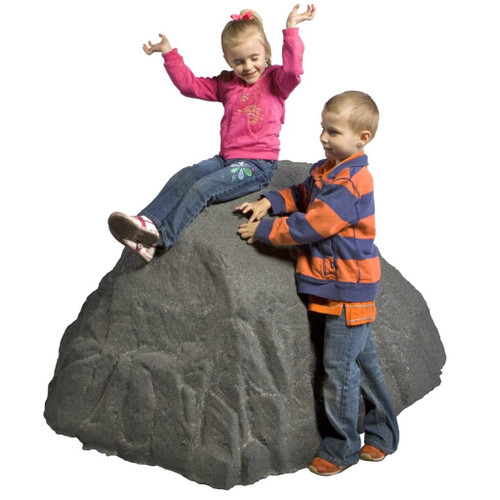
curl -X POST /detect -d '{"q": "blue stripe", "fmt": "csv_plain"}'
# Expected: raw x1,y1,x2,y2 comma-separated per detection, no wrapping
318,183,359,223
356,192,375,219
264,191,286,215
256,218,274,245
290,184,303,209
287,212,324,244
296,274,380,302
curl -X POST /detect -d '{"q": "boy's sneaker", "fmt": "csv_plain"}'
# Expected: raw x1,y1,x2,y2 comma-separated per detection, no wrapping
108,212,160,247
123,238,157,263
359,444,386,462
308,457,350,476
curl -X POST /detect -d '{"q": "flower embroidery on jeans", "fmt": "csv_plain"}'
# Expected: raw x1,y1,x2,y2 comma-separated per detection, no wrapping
230,161,254,181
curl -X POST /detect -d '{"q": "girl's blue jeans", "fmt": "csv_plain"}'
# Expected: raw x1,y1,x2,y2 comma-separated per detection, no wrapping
317,310,399,467
140,156,277,249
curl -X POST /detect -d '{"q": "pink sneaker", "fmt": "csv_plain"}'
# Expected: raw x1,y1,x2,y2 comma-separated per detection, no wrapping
123,238,157,263
108,212,160,246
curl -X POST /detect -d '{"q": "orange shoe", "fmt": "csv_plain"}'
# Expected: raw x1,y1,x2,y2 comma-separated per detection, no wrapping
309,456,350,476
359,444,386,462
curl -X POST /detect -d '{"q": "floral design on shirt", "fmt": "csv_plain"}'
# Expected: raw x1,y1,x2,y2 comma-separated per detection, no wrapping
236,75,267,133
239,99,262,125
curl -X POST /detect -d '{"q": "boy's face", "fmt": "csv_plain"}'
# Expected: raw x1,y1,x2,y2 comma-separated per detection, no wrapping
320,108,370,165
224,37,269,85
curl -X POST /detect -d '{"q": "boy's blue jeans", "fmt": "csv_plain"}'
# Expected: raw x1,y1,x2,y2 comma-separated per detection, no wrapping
317,310,399,467
140,155,277,249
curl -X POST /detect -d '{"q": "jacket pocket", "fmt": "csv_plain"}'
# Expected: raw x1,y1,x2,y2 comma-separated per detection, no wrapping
321,240,337,278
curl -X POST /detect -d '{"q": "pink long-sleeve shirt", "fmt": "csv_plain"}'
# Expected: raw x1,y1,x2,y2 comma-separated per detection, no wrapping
161,28,305,160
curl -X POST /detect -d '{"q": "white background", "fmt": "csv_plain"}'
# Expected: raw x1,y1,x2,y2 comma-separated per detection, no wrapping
2,0,498,497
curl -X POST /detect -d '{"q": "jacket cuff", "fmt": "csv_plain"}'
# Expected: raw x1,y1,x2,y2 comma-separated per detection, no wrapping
261,191,286,215
256,219,274,245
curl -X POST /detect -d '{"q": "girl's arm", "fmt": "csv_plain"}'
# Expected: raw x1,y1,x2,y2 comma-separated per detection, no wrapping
143,34,220,102
163,51,220,101
286,4,316,28
143,33,172,55
272,5,316,99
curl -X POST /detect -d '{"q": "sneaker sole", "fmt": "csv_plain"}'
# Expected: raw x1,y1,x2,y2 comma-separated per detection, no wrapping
359,452,386,462
308,464,351,476
108,212,159,246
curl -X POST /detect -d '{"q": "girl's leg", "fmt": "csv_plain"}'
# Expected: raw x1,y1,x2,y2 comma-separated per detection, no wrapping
139,155,226,237
317,312,370,467
142,158,277,248
358,326,399,455
108,157,225,260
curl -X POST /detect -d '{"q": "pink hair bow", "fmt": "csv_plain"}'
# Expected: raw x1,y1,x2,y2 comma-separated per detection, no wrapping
231,12,253,21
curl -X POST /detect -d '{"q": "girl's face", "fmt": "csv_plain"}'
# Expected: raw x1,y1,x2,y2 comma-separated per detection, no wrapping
224,37,269,85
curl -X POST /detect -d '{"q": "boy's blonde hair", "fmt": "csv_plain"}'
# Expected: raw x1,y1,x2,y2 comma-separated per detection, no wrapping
221,10,272,65
325,91,379,138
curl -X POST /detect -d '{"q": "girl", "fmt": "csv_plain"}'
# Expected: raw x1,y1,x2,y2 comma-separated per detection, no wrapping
108,4,316,262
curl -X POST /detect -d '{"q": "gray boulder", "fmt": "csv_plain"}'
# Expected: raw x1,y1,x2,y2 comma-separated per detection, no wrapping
44,161,445,489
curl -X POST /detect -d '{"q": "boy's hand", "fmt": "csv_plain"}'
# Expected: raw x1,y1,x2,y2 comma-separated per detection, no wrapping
286,4,316,28
237,221,260,245
235,198,271,223
143,34,172,55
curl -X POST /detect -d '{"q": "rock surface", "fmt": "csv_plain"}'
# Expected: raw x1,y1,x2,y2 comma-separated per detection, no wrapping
45,161,446,489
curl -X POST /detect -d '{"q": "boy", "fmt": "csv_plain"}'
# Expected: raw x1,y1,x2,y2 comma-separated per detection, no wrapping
236,91,399,475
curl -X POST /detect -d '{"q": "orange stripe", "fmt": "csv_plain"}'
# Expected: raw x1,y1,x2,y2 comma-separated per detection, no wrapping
340,214,376,239
279,188,298,213
345,301,377,324
306,198,349,238
308,300,344,315
335,257,381,283
296,255,332,280
308,297,377,324
350,168,374,197
325,170,373,199
268,217,298,246
319,172,363,200
320,151,366,182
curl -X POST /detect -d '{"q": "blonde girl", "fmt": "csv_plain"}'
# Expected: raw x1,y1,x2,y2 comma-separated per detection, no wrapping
109,4,316,262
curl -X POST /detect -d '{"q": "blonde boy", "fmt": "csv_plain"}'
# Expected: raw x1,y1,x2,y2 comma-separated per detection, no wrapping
237,91,399,475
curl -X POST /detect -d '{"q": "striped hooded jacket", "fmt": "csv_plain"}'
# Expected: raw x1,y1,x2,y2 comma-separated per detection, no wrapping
255,152,381,302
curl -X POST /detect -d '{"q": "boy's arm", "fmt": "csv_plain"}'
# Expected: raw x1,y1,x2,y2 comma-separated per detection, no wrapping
257,180,358,247
237,220,260,244
235,198,271,223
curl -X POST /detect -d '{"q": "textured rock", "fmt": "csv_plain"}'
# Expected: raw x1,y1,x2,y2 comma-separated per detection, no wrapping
44,161,445,489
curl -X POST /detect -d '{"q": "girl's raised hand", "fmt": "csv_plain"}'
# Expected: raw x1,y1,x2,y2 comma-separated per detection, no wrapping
142,34,172,55
286,4,316,28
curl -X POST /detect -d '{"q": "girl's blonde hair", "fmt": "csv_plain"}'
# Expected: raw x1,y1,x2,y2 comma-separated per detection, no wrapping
325,91,380,138
221,10,272,65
